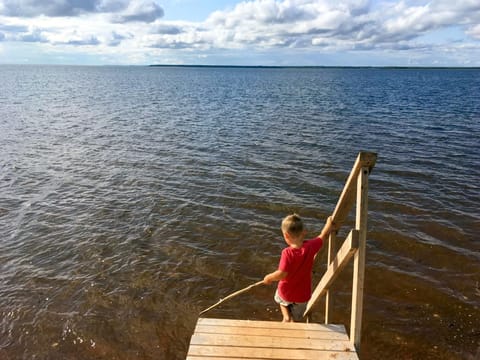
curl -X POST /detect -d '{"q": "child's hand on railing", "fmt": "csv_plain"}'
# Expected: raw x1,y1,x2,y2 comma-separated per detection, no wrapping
327,216,339,231
319,216,337,239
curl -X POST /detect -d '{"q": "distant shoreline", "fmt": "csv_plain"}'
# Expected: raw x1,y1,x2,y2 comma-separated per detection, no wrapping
1,64,478,69
149,64,480,69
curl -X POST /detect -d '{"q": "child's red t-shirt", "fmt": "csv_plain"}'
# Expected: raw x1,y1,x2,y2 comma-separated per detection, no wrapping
277,237,323,303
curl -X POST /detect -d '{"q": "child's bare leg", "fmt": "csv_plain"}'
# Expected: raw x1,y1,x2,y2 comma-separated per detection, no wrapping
279,304,293,322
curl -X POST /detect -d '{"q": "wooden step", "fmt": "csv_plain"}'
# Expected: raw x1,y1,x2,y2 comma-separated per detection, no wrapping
187,318,359,360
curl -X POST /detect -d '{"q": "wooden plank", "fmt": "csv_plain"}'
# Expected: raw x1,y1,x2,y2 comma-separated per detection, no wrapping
187,357,263,360
187,358,263,360
330,152,376,227
190,333,355,352
188,358,355,360
187,319,357,359
350,166,369,351
196,318,346,332
325,230,337,324
188,345,358,360
193,324,350,341
304,230,359,317
188,355,357,360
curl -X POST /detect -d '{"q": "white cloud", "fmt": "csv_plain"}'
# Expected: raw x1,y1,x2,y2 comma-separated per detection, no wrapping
0,0,163,22
112,0,164,23
466,24,480,39
0,0,479,65
0,0,124,17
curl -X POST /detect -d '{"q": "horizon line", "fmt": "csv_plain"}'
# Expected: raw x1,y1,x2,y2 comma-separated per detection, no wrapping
1,63,479,69
149,64,480,69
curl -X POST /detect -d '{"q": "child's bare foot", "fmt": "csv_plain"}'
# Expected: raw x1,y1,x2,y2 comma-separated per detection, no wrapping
279,304,295,323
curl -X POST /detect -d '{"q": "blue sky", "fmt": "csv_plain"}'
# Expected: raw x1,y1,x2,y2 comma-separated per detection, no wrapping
0,0,479,66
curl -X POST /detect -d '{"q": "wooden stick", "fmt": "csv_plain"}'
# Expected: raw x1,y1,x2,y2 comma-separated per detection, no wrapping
199,280,264,315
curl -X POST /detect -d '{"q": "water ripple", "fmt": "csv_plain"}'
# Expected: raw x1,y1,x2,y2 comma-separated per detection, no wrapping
0,65,479,359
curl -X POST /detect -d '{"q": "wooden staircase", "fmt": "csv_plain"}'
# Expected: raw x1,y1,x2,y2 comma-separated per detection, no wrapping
187,318,358,359
187,152,377,359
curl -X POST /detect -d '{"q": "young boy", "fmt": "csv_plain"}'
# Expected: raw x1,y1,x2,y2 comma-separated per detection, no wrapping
263,214,337,322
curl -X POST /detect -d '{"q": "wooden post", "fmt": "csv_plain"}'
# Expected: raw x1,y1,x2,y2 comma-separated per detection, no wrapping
325,231,336,324
304,151,376,329
350,166,369,351
304,231,359,318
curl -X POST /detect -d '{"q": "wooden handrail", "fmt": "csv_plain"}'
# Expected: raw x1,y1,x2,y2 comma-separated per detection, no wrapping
303,151,376,353
312,151,376,241
303,230,359,316
330,152,377,227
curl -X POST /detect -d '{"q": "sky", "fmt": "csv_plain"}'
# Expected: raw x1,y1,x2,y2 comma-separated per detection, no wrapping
0,0,479,66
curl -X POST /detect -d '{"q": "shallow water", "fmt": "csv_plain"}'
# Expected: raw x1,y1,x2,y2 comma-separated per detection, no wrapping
0,65,479,359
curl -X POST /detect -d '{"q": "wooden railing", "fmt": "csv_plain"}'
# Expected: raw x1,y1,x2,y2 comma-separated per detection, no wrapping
303,151,377,352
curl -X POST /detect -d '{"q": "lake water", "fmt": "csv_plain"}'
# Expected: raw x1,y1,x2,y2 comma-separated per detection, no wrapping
0,65,479,359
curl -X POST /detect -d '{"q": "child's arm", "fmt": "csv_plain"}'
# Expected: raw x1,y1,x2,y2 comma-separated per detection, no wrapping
263,269,287,284
318,216,338,240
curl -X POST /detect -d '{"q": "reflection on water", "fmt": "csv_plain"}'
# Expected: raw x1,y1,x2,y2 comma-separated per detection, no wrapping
0,65,479,359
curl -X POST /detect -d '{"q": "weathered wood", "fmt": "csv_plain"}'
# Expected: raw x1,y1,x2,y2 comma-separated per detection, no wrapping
330,152,376,228
194,317,349,339
187,345,358,360
187,318,359,359
190,333,354,351
350,166,369,351
304,230,359,317
187,357,356,360
193,323,350,340
187,358,259,360
325,230,337,324
196,317,346,333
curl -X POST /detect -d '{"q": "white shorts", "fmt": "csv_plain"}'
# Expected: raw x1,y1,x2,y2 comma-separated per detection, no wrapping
274,289,294,306
274,289,307,321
